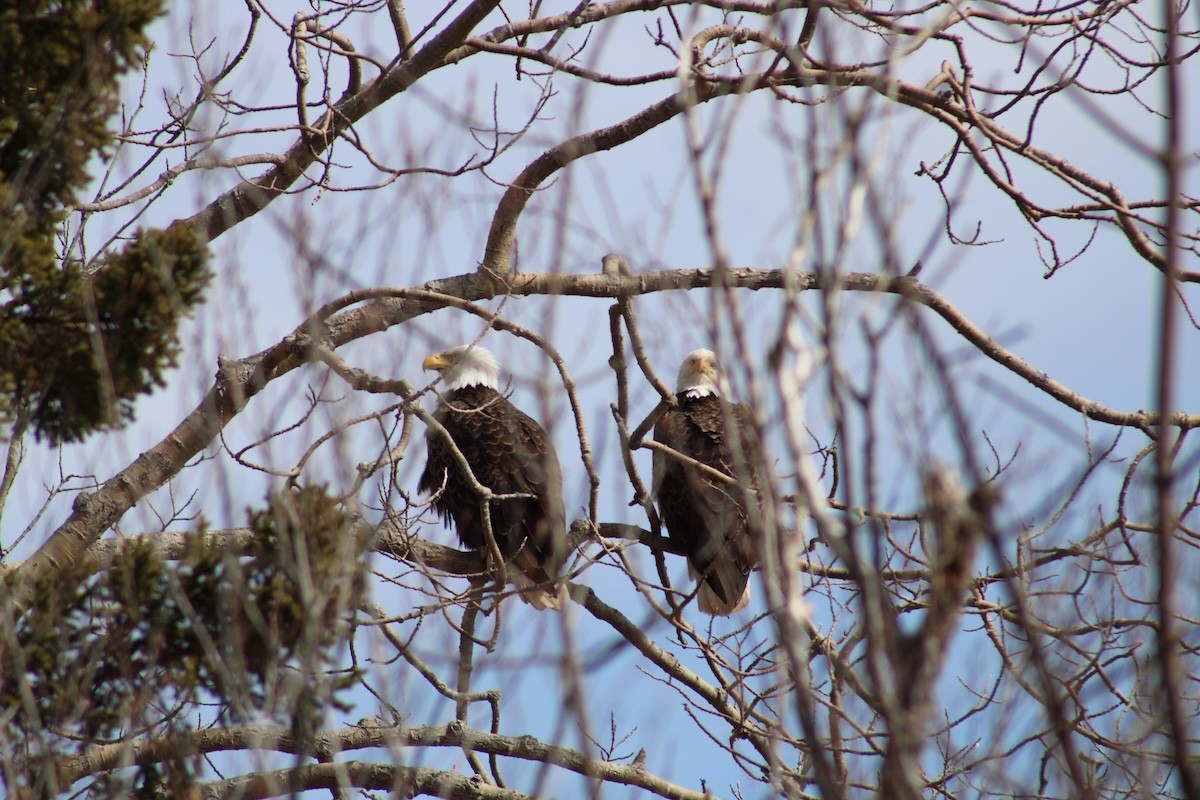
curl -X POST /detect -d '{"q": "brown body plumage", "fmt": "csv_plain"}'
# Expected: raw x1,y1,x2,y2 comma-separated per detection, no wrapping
653,350,761,615
418,346,566,609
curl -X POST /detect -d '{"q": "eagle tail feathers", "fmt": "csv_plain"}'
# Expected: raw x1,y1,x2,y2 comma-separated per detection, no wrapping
510,548,568,610
511,571,569,610
690,559,751,615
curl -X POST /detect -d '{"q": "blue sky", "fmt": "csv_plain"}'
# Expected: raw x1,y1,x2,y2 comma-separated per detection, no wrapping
5,0,1199,797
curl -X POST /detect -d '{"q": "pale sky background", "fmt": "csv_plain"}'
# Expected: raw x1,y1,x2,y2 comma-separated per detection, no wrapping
4,0,1199,796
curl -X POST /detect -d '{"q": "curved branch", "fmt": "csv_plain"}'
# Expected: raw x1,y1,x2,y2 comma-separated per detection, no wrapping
480,75,756,274
481,93,683,275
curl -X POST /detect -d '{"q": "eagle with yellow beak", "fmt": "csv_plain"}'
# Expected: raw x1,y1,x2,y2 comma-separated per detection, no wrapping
653,349,763,615
418,345,567,609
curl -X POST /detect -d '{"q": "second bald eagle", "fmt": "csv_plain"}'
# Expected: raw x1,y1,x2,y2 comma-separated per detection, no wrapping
653,349,763,615
419,345,567,609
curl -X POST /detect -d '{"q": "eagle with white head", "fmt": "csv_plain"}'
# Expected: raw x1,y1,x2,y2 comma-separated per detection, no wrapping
652,349,762,615
418,345,567,609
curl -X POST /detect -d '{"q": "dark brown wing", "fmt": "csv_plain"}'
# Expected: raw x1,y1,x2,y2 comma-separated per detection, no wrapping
419,386,565,603
653,393,760,614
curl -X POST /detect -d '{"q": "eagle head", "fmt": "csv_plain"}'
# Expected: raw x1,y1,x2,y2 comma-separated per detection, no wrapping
677,349,721,397
423,345,501,391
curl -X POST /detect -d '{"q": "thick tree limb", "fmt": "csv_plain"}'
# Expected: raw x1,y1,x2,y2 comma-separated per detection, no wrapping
200,761,530,800
59,720,711,800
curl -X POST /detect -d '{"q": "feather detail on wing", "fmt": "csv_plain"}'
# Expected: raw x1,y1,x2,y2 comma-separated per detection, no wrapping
419,382,566,609
653,392,761,616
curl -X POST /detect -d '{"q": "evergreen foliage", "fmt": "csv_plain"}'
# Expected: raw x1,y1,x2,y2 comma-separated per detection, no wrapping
1,486,365,795
0,0,211,443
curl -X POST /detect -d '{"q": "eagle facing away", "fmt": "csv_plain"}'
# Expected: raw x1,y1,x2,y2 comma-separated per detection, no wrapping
418,345,567,609
653,349,762,615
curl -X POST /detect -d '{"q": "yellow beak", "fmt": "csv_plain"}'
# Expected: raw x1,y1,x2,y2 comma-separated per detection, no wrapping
423,352,451,371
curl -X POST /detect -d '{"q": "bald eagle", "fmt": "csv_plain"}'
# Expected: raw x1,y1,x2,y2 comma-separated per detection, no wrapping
419,345,567,609
653,349,762,615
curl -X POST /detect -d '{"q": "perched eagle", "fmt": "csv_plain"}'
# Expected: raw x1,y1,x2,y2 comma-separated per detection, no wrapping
653,349,762,615
418,345,567,609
